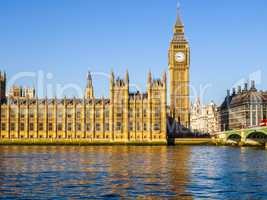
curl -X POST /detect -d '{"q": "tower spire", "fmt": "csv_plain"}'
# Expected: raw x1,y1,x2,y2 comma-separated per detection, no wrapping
147,70,152,86
87,71,92,87
175,1,183,27
125,69,129,84
110,69,115,84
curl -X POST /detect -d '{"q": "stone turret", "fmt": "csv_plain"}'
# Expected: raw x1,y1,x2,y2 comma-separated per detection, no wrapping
0,71,6,102
85,71,94,99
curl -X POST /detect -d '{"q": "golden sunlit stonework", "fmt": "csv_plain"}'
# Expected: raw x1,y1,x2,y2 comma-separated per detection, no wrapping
0,71,167,143
0,8,190,144
169,9,190,128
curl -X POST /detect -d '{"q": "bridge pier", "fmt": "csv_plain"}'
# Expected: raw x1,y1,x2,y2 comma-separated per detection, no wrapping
239,131,246,146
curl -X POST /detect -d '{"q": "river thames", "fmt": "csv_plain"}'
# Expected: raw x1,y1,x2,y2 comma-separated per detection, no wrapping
0,146,266,199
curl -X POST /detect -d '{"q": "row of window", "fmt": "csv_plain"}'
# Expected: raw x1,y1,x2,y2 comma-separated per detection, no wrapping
1,108,163,119
1,110,160,119
1,122,99,132
174,45,186,49
1,122,161,132
128,122,160,131
1,134,163,140
128,109,161,118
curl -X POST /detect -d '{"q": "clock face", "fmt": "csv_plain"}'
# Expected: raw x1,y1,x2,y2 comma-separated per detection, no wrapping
175,52,185,63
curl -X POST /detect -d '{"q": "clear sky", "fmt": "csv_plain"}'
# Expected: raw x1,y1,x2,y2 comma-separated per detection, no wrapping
0,0,266,105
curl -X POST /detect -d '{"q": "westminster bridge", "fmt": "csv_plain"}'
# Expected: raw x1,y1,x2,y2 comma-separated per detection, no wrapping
216,127,267,146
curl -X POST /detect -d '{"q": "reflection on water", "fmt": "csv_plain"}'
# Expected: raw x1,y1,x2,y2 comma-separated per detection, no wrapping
0,146,266,199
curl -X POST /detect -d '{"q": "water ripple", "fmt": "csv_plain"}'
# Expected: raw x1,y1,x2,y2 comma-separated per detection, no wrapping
0,146,266,199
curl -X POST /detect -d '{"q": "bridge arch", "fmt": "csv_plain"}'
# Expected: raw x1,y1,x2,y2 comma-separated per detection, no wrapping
245,131,267,140
226,133,241,141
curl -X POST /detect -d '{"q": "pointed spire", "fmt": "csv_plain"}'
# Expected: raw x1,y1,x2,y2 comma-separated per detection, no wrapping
125,69,129,84
175,1,183,27
110,69,115,84
87,71,92,87
196,96,201,105
162,70,167,83
147,70,152,85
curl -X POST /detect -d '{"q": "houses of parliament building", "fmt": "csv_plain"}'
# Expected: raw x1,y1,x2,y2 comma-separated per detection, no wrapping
0,9,190,143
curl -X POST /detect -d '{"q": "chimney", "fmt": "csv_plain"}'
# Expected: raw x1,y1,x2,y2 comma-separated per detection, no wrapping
244,83,248,91
238,86,242,94
251,80,256,90
227,89,230,96
232,88,236,95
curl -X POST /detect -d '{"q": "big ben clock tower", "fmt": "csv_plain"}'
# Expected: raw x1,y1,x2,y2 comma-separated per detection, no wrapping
169,7,190,128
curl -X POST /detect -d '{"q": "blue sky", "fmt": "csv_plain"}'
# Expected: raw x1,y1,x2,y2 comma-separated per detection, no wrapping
0,0,266,105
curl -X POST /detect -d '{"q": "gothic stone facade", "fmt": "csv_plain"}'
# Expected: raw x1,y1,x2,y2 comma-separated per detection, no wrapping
0,71,167,142
218,81,267,131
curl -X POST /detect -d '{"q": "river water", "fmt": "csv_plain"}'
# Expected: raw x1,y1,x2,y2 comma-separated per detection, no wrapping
0,146,266,199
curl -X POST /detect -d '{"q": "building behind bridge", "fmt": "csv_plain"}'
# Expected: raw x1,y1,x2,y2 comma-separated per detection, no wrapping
190,97,218,135
218,81,267,131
